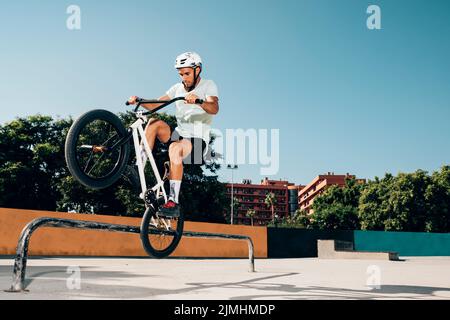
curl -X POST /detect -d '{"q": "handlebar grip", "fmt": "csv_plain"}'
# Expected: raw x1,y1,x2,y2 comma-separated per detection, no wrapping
126,97,142,106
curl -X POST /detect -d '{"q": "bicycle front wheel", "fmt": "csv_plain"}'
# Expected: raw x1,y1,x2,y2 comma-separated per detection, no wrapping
65,109,130,190
140,205,184,258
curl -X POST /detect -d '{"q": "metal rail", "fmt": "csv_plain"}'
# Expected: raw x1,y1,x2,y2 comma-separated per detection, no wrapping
5,217,255,293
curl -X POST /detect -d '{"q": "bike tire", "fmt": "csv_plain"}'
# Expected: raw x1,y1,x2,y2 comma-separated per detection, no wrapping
65,109,130,190
140,205,185,259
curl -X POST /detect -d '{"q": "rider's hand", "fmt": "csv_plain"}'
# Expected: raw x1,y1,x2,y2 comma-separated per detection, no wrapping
184,93,200,104
128,96,138,105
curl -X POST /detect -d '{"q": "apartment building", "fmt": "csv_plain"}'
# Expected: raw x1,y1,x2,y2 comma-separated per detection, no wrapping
298,172,365,214
225,178,301,226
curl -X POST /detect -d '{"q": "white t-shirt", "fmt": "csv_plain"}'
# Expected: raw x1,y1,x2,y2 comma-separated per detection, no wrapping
166,79,218,145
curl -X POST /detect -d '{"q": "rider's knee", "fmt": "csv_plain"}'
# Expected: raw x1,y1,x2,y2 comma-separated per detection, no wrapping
148,118,171,129
145,118,169,137
146,118,161,128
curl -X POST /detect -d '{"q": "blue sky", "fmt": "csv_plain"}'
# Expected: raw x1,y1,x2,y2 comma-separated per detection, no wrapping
1,0,449,186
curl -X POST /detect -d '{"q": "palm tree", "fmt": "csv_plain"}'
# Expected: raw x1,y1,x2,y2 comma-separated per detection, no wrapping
265,192,277,223
230,196,240,224
246,209,256,226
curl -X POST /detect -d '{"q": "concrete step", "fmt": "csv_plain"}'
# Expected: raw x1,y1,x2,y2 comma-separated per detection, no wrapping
318,240,399,261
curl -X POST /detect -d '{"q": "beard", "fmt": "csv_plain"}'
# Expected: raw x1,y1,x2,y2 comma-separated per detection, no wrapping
183,81,194,92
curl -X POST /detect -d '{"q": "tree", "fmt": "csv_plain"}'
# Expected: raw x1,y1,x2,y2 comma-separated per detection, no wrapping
0,115,72,211
309,177,363,230
357,174,393,231
267,209,311,229
246,209,256,226
424,166,450,232
384,170,430,231
358,168,450,232
311,203,360,230
225,196,241,224
265,192,277,222
293,209,312,229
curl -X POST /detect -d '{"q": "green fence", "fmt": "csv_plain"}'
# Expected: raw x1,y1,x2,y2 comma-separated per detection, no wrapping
354,230,450,256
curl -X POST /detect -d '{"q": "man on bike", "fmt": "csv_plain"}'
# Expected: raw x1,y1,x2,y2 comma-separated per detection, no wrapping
127,52,219,218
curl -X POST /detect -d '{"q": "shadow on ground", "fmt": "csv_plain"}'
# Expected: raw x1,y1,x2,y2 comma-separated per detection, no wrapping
1,265,449,300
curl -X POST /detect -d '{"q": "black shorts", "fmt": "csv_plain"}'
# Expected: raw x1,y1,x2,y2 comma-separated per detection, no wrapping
156,129,207,166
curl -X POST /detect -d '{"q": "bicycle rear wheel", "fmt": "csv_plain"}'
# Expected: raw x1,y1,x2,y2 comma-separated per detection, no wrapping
140,205,184,258
65,109,130,190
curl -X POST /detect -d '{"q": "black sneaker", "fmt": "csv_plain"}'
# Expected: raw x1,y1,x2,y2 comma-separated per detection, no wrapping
159,200,181,218
122,165,141,192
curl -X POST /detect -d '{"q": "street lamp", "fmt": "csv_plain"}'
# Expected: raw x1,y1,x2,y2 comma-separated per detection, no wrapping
227,164,238,225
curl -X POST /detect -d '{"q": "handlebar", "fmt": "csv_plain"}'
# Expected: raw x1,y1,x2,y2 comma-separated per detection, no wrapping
125,97,204,115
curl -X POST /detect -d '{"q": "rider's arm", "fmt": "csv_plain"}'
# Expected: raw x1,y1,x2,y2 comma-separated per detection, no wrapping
140,95,171,111
199,96,219,115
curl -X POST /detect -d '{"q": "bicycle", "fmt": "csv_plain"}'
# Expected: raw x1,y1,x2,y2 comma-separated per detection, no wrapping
64,97,203,258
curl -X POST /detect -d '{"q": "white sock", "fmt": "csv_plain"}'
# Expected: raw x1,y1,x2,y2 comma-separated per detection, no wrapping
169,180,182,204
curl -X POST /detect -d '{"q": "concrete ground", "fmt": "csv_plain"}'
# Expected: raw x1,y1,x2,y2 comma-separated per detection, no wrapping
0,256,449,300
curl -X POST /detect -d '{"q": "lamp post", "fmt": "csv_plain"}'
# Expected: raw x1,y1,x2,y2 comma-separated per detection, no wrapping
227,164,238,225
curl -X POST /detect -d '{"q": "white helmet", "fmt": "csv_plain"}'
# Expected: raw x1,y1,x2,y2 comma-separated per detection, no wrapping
174,52,203,69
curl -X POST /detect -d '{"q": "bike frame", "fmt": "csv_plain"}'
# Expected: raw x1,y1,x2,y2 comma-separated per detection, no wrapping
130,112,168,202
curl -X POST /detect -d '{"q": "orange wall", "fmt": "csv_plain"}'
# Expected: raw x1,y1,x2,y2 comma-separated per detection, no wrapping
0,208,267,258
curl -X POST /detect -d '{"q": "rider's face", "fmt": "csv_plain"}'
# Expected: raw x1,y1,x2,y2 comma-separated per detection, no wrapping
178,67,197,88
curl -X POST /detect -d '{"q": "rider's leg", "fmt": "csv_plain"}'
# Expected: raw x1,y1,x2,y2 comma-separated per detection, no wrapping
144,118,171,150
167,140,192,203
159,139,196,217
138,119,171,165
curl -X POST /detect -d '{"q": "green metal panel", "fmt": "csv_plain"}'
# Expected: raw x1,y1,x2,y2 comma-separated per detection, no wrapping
354,230,450,256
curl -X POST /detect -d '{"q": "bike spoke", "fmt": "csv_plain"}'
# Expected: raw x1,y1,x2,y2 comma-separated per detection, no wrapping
149,217,178,250
101,131,118,148
87,152,106,176
84,152,95,172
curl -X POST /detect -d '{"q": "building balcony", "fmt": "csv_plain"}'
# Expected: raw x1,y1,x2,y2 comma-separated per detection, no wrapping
298,180,328,203
228,190,287,197
301,179,327,196
235,200,288,206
